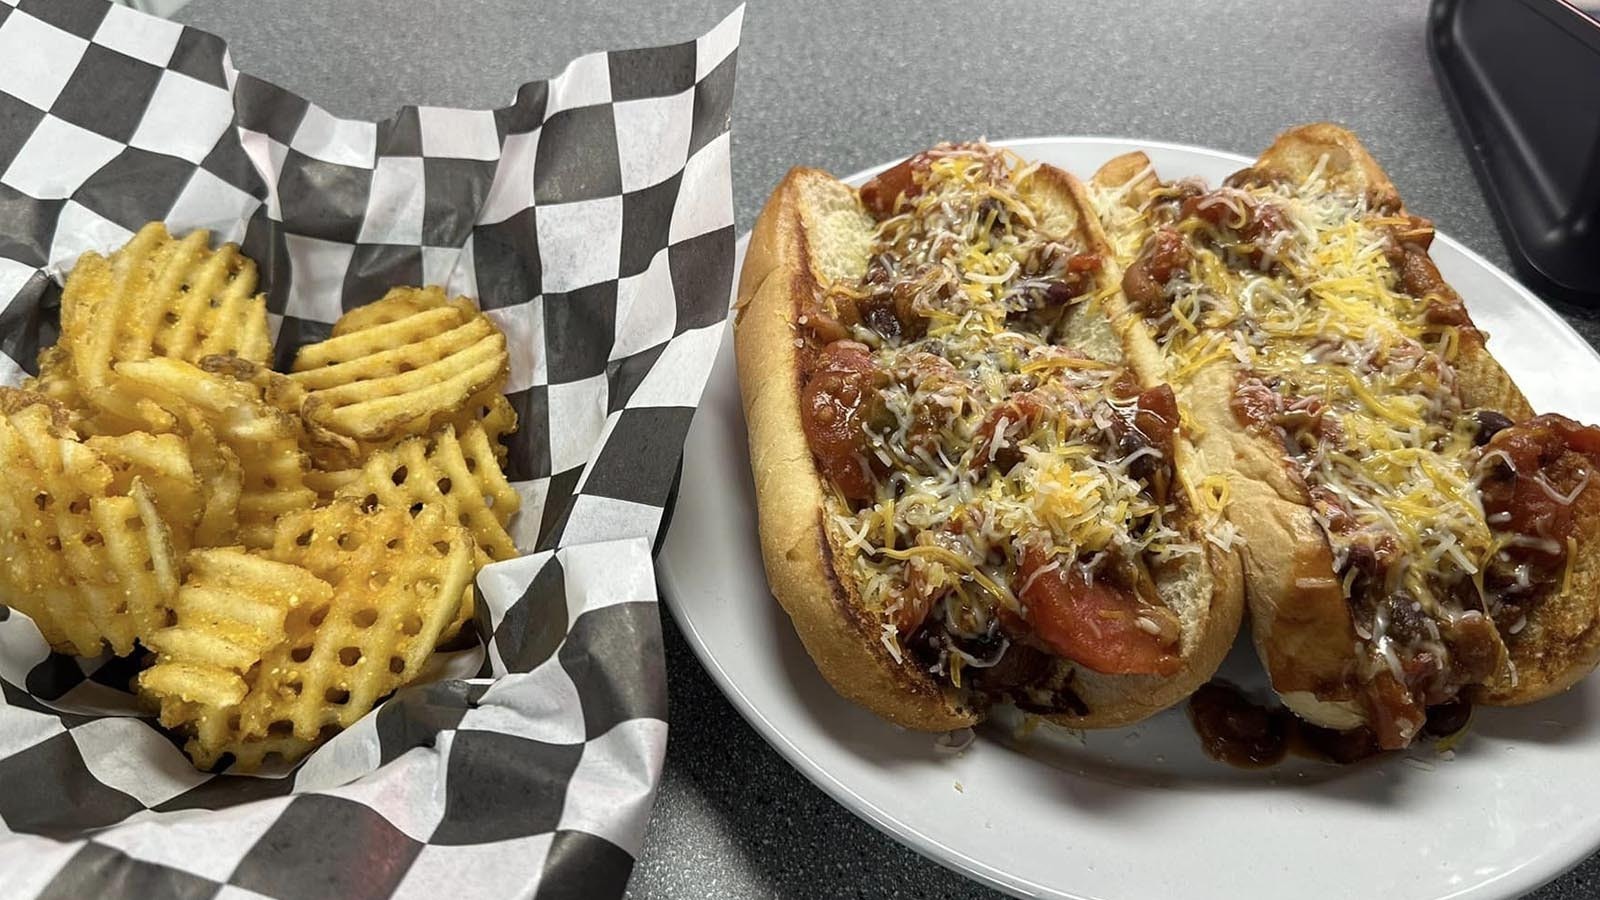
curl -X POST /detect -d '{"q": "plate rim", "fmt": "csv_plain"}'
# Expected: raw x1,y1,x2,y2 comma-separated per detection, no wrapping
658,135,1600,900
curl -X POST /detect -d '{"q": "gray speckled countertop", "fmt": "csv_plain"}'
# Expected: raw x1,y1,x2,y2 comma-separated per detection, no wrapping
174,1,1600,896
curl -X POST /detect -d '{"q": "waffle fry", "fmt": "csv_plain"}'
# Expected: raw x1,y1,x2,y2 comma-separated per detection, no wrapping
333,423,520,562
328,285,451,337
56,222,272,429
0,398,179,656
116,358,315,548
300,384,519,473
291,291,508,444
456,389,518,468
139,503,472,769
326,421,520,639
326,290,517,452
253,502,474,732
197,354,308,416
199,353,369,471
7,219,523,771
85,431,203,553
186,422,244,548
24,347,84,415
24,347,152,437
191,502,475,767
304,466,363,500
139,548,334,768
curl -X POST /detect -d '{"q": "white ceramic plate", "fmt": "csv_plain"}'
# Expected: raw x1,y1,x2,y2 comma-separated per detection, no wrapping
657,138,1600,900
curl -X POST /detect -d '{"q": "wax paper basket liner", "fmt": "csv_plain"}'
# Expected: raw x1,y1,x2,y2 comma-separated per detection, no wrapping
0,0,743,896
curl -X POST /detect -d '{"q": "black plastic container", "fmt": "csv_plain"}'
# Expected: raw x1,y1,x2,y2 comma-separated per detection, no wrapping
1428,0,1600,303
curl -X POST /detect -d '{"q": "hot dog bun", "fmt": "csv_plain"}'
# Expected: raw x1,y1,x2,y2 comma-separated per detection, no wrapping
737,169,977,730
735,151,1243,731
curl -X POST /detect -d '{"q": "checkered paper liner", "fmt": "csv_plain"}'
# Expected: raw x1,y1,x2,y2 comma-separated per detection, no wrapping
0,0,742,896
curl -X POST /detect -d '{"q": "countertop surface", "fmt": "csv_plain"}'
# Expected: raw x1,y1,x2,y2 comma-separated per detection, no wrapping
174,1,1600,897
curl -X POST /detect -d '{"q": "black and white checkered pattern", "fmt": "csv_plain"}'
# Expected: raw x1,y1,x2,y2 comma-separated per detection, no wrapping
0,1,742,896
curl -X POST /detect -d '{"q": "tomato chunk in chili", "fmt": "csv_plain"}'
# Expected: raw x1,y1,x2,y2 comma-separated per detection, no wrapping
1016,544,1181,676
800,341,885,501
